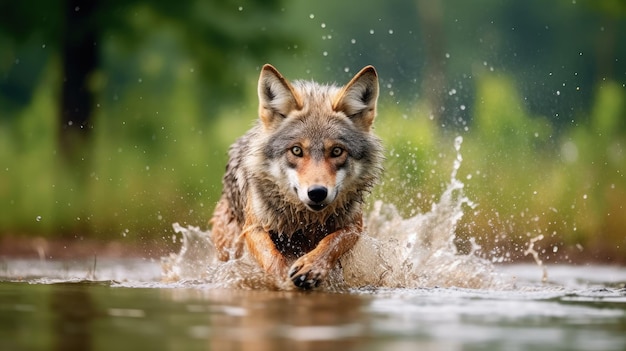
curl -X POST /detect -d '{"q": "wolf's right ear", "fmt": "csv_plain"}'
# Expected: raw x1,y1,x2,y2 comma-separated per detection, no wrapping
258,64,303,129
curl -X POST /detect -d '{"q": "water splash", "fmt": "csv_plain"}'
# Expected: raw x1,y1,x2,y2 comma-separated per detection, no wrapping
162,136,503,290
162,223,283,289
524,234,548,283
342,136,498,289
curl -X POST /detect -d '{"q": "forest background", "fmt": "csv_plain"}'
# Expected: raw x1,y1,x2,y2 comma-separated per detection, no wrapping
1,0,624,263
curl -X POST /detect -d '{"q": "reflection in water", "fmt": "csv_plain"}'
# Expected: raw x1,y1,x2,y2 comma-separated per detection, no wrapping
164,289,369,351
50,283,96,351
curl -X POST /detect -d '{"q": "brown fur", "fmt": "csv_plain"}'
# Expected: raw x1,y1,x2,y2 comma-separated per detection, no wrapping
210,64,383,289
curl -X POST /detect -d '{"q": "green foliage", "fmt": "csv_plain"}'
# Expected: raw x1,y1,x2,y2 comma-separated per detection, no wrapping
558,81,626,257
457,76,625,262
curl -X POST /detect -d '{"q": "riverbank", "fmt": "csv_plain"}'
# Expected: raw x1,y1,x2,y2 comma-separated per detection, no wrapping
1,235,623,265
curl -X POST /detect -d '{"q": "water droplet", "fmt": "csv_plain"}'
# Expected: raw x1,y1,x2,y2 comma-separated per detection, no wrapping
238,6,243,11
369,29,375,34
36,216,42,222
309,13,315,19
454,135,463,152
321,23,326,28
351,38,356,44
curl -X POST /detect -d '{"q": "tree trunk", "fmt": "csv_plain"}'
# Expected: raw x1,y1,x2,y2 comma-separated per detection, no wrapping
59,0,98,158
415,0,446,121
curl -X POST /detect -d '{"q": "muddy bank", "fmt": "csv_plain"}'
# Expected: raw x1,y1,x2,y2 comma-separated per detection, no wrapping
0,235,178,260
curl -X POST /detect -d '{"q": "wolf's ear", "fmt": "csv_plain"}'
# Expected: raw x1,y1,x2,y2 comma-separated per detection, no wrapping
258,64,303,129
332,66,379,132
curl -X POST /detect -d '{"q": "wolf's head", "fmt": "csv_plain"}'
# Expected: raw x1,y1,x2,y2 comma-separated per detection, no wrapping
255,64,383,213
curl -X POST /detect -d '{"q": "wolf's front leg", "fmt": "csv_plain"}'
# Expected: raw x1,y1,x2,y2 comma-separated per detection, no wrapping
243,224,290,279
288,218,362,289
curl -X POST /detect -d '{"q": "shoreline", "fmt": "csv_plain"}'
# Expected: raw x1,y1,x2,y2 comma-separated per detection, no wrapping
1,235,623,265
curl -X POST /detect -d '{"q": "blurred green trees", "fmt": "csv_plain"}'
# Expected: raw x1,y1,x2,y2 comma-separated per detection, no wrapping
0,0,624,262
0,0,292,156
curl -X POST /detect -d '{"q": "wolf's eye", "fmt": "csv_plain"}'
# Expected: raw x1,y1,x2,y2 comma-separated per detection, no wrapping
291,146,303,157
330,146,344,157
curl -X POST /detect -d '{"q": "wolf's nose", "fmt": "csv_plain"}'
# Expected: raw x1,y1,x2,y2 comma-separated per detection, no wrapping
307,185,328,203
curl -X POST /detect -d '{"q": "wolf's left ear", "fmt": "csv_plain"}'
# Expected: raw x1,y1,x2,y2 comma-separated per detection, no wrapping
332,66,379,132
258,64,303,129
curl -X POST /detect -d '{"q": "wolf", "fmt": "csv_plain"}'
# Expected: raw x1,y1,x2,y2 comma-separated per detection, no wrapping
209,64,384,289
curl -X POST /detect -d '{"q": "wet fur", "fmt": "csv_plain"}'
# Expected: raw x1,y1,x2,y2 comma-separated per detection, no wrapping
210,64,383,289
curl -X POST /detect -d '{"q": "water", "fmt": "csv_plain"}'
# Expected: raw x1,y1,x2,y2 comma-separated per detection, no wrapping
1,260,625,350
1,137,625,350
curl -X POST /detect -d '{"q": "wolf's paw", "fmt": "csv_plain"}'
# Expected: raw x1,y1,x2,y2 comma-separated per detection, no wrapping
288,258,329,290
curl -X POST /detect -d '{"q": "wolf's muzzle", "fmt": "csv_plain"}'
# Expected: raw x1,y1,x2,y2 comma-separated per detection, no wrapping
307,185,328,204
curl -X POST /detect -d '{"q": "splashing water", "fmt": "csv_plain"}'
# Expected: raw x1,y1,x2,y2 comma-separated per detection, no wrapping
162,136,503,290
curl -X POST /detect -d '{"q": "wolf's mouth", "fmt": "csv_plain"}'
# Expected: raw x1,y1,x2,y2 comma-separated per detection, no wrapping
307,204,326,212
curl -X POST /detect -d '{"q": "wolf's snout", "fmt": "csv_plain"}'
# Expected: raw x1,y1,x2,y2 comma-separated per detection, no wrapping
307,185,328,203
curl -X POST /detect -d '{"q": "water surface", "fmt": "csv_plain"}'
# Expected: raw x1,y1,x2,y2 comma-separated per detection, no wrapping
1,259,625,351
